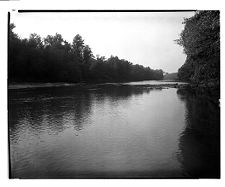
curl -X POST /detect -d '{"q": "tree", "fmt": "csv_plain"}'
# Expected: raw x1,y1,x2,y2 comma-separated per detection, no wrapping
29,33,43,48
9,23,164,83
176,11,220,84
72,34,84,62
44,33,64,49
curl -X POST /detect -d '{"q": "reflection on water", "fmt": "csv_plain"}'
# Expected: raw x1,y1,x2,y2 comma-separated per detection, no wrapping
177,88,220,178
8,84,220,178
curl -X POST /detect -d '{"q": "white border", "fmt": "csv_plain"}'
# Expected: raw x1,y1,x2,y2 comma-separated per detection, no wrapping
0,0,224,186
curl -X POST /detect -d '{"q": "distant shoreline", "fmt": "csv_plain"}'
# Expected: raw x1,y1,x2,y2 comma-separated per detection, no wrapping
8,80,187,90
8,81,220,101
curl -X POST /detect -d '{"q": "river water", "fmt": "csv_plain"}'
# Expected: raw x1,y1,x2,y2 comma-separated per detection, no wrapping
8,81,220,178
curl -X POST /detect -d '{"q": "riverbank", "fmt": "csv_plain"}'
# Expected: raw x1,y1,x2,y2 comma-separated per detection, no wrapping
8,81,220,102
182,82,220,98
8,82,79,90
8,80,187,90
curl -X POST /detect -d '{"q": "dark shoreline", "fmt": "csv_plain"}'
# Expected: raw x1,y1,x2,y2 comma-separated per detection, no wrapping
8,80,186,89
8,81,220,101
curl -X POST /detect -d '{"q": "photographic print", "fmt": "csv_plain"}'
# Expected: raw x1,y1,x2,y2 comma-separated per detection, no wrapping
8,10,220,179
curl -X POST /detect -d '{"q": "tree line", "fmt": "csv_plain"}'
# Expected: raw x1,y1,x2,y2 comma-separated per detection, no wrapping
176,11,220,85
9,24,163,83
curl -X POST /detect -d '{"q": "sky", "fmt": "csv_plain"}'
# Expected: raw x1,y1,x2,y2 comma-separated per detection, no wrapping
11,11,195,73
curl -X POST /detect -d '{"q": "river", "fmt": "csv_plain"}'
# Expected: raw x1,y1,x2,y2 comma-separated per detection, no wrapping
8,81,220,178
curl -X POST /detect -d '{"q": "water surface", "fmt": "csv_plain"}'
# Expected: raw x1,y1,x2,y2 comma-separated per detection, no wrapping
8,81,220,178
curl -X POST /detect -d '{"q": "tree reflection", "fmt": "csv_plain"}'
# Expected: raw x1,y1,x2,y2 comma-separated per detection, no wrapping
177,88,220,178
9,84,154,137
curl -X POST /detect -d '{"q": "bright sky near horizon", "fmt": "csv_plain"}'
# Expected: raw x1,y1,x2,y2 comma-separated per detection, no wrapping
11,11,195,73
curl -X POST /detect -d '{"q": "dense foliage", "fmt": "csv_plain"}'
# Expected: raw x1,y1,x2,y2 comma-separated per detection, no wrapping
9,24,163,83
176,11,220,85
